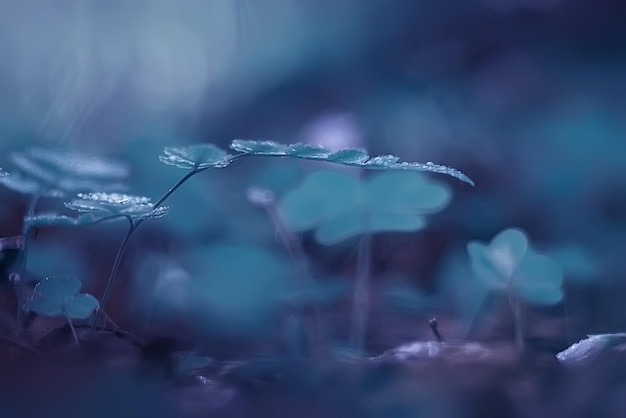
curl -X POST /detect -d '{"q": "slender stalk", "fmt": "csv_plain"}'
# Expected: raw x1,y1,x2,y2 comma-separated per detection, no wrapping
151,168,199,210
88,217,135,338
350,234,372,354
65,314,80,346
15,194,40,340
264,200,322,356
510,296,524,351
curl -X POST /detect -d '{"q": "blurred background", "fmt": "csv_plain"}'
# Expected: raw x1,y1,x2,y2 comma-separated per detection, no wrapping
1,0,626,416
0,0,625,341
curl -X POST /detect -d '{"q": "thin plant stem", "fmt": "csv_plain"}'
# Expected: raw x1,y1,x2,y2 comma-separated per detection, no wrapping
264,201,322,357
65,314,80,346
88,217,135,338
88,168,202,339
350,234,371,354
15,194,40,340
151,168,200,210
509,295,524,351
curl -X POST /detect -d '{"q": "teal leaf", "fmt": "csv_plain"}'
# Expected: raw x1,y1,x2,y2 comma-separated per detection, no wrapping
27,276,99,319
467,227,563,305
159,144,232,170
467,228,529,286
230,140,474,185
32,276,81,301
1,147,128,197
65,193,169,221
279,280,350,308
279,170,451,245
512,253,563,305
65,294,100,320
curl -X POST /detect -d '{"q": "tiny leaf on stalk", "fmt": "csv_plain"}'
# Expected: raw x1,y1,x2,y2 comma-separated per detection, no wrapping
279,170,451,245
467,227,564,305
65,193,169,221
159,144,233,170
27,276,99,320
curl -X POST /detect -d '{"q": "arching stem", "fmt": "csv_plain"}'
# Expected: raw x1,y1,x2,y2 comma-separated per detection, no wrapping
88,217,135,339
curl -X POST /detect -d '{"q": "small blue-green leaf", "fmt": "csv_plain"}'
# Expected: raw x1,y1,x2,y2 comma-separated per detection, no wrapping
467,228,529,286
65,293,99,319
159,144,232,170
367,212,426,234
512,253,563,305
33,276,82,301
314,213,363,245
367,171,451,213
279,170,360,232
65,193,168,220
489,228,529,277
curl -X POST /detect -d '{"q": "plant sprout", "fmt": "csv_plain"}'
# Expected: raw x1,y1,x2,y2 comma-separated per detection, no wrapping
26,276,99,345
63,192,169,337
467,227,563,349
0,147,128,341
278,170,454,353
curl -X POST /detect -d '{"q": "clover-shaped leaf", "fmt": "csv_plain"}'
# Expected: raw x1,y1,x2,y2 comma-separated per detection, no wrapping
159,144,233,170
279,170,451,245
230,140,474,185
0,147,128,197
467,228,564,305
27,276,99,320
65,193,169,221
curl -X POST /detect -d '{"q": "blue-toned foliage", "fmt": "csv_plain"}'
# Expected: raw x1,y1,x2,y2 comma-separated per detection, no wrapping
278,170,451,245
0,147,128,197
27,276,99,320
65,192,169,221
159,144,233,170
467,227,564,305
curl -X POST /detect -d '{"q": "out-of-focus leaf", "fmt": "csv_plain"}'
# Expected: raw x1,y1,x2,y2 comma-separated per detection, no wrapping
230,139,474,185
548,244,601,283
27,276,99,319
467,227,563,305
279,170,451,245
159,144,233,170
64,294,100,320
0,147,128,197
65,192,169,221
